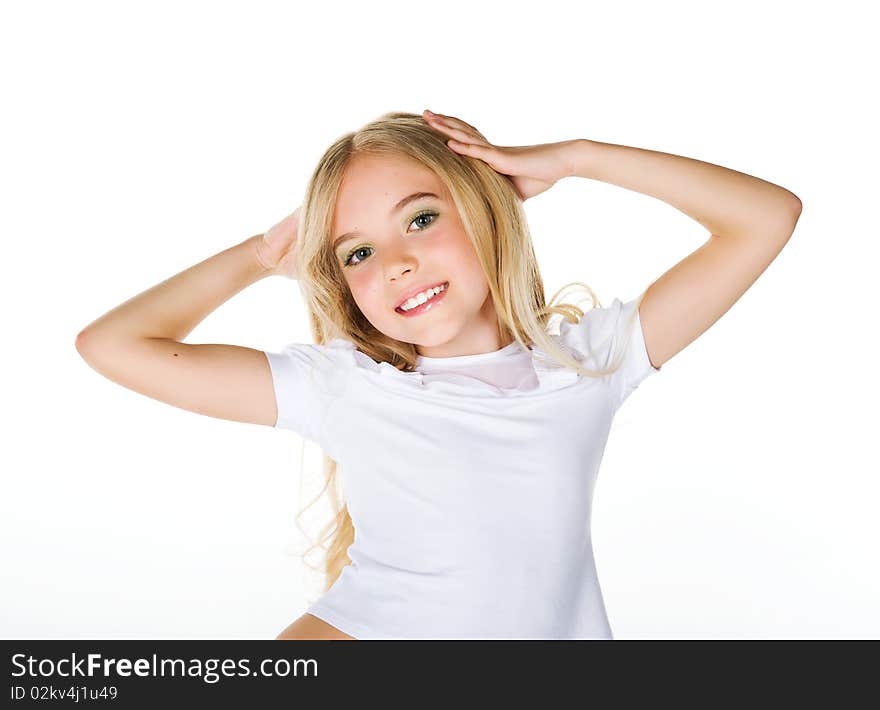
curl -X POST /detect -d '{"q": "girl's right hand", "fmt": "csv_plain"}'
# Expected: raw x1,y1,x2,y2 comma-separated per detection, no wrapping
256,207,302,279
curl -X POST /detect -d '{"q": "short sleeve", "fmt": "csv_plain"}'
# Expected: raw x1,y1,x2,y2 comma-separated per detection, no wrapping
262,339,351,443
559,295,660,410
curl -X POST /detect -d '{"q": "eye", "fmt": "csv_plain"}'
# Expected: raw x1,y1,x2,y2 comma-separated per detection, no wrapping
342,209,439,267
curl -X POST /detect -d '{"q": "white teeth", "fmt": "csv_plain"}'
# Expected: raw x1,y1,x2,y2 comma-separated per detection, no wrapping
400,283,446,311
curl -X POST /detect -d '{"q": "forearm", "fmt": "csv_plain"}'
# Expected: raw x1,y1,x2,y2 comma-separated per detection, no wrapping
78,234,272,343
569,138,801,238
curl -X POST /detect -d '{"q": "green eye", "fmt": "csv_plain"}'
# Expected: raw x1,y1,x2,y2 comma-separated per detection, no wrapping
343,209,439,267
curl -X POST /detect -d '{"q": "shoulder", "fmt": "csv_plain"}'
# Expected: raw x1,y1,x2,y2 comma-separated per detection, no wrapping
558,297,636,363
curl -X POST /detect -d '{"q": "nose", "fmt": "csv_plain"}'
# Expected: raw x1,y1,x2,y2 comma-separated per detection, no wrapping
389,265,414,280
383,246,418,282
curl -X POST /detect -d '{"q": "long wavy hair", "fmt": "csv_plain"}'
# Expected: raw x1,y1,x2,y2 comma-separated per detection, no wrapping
290,111,644,597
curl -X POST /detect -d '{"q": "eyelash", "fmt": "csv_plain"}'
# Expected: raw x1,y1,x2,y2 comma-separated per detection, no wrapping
342,209,439,267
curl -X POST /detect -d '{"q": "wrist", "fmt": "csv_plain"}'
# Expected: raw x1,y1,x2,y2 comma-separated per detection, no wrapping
568,138,602,179
554,139,588,179
246,234,277,278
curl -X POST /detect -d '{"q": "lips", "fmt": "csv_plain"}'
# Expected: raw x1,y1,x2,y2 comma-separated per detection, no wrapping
393,281,449,311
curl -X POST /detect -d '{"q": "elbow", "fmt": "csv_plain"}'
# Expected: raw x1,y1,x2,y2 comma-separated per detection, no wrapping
75,330,90,358
786,191,803,220
772,191,802,240
75,328,98,357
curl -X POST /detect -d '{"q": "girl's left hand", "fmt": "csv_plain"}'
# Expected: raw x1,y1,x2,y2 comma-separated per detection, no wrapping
422,109,579,202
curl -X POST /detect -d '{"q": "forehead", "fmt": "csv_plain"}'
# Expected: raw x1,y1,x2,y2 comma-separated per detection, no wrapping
331,153,445,233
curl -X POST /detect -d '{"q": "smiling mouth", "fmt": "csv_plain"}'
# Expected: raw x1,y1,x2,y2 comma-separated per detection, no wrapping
395,281,449,314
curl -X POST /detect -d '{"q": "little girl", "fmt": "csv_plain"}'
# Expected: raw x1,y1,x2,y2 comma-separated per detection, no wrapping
76,109,802,640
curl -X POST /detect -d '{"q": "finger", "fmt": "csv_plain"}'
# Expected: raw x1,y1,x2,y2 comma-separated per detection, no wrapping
425,111,487,142
446,138,493,161
428,111,474,132
438,117,484,140
430,119,491,148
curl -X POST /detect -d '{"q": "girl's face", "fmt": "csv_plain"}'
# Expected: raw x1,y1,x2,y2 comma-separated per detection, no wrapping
330,153,509,358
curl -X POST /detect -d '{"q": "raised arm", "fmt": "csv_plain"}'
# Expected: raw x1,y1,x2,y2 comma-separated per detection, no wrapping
75,211,301,427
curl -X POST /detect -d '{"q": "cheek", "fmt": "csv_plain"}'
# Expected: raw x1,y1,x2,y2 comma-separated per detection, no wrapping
444,242,487,287
427,233,478,272
347,270,370,292
347,271,386,314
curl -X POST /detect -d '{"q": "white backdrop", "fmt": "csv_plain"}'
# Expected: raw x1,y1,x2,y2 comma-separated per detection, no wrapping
2,0,877,639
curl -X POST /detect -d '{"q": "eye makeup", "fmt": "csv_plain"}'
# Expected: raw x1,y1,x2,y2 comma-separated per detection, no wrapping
341,209,439,267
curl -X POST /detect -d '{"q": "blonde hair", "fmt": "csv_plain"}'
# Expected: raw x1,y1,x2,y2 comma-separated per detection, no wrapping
291,111,645,597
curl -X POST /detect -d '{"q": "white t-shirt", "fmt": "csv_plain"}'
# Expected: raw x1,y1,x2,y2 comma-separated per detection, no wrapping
264,295,660,639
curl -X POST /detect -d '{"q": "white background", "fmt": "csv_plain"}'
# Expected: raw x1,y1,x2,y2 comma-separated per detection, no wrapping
2,0,877,639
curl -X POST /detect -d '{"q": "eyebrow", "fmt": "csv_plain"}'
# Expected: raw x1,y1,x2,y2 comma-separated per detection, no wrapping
332,191,440,252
